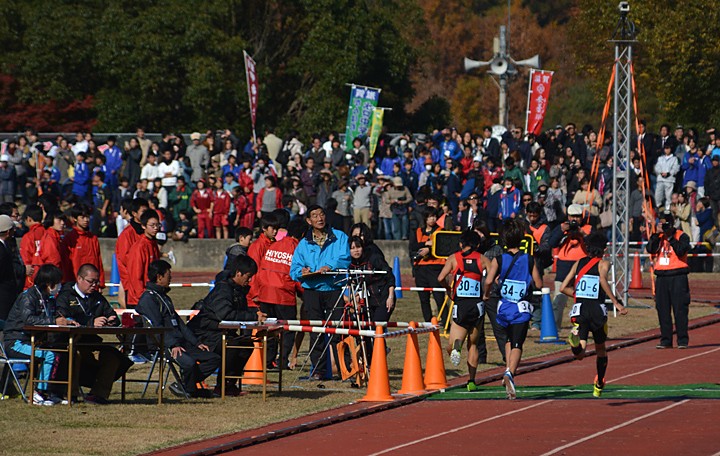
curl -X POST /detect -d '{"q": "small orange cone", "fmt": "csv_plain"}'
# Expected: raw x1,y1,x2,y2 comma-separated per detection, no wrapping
397,322,425,395
629,254,643,289
551,248,559,273
360,326,394,402
242,334,267,385
424,317,448,390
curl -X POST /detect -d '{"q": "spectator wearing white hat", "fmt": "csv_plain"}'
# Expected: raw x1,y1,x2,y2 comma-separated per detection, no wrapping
186,132,209,184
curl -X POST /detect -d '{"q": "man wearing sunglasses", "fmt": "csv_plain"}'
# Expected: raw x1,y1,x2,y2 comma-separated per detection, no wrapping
55,263,132,404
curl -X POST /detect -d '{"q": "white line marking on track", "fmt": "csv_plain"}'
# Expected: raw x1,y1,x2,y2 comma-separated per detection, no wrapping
539,399,689,456
608,347,720,384
367,400,552,456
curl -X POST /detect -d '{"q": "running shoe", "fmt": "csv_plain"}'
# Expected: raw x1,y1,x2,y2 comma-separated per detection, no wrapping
567,324,580,348
450,348,461,366
32,390,54,406
167,250,176,265
130,354,148,364
466,381,478,392
593,375,604,398
502,370,516,400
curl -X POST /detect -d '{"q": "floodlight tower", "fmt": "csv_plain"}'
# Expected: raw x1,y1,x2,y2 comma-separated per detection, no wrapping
464,25,540,127
610,1,636,304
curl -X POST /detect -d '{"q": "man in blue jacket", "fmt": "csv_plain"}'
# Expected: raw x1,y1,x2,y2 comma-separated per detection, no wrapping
290,205,350,379
72,152,91,203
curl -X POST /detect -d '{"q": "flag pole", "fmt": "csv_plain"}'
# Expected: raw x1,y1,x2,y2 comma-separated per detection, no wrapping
525,69,534,134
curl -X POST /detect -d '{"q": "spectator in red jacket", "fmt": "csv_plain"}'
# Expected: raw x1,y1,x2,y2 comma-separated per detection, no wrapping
246,212,280,307
191,179,213,238
19,204,44,289
255,219,306,369
39,212,74,283
65,203,105,288
212,178,231,239
116,198,148,306
125,209,161,307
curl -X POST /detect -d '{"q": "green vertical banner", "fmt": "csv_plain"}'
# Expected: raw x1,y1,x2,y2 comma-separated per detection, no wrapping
344,85,381,150
367,107,384,158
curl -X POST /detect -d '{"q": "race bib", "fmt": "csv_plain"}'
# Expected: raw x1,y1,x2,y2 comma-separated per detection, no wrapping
570,303,582,317
658,257,670,266
452,305,458,319
500,279,527,303
457,277,482,298
517,301,532,314
576,274,600,300
477,301,485,317
600,304,608,317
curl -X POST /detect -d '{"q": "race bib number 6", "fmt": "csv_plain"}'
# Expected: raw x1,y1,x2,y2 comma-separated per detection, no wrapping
576,274,600,300
501,279,527,303
457,277,482,298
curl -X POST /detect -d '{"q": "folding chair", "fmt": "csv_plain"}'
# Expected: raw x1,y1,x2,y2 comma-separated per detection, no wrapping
0,323,30,402
136,316,188,399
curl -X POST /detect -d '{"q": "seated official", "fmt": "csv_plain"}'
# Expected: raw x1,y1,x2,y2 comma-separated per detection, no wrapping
188,256,265,396
4,265,70,406
55,264,133,404
137,260,220,399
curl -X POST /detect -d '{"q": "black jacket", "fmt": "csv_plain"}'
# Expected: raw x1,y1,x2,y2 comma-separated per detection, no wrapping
0,239,20,320
704,167,720,200
350,245,394,309
4,286,55,345
187,279,258,351
55,282,118,327
136,282,199,350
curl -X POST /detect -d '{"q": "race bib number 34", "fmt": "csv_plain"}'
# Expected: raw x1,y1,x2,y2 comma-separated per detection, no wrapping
576,275,600,300
457,277,482,298
501,279,527,302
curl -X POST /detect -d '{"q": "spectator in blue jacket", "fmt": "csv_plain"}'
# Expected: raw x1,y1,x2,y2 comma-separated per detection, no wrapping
290,205,350,379
104,136,123,188
498,177,522,220
0,154,16,203
432,128,462,162
72,152,91,201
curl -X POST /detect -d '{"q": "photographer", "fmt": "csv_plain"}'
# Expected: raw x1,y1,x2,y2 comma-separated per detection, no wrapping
409,207,447,325
646,212,691,349
547,204,592,330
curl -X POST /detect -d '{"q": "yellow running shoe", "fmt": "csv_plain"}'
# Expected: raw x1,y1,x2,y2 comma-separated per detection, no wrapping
592,375,604,398
567,324,580,348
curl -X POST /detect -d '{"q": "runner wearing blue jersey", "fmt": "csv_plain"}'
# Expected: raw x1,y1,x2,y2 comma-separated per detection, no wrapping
483,219,542,399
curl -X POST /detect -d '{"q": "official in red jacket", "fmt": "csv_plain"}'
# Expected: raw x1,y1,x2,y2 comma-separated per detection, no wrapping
116,198,149,299
40,213,74,283
256,219,306,369
65,203,105,288
19,205,45,289
246,213,280,307
126,210,161,307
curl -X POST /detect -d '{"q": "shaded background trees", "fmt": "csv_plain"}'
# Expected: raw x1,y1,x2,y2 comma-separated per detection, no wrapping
1,0,718,138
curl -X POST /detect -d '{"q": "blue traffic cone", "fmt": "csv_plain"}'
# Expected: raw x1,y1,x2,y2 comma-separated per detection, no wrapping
538,287,563,344
109,253,119,296
393,256,403,299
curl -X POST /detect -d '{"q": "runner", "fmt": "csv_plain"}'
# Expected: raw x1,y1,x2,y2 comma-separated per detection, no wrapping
437,230,490,391
560,232,628,397
483,219,542,399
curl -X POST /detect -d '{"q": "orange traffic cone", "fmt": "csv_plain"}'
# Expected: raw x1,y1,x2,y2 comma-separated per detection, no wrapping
551,248,559,273
360,326,394,402
397,322,425,395
629,254,643,289
242,334,267,385
424,317,448,390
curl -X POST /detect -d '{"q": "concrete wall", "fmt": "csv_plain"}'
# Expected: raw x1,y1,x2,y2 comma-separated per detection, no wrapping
99,238,414,273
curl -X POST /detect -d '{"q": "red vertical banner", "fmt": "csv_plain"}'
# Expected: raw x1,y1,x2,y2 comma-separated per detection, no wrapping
526,70,554,136
244,50,258,136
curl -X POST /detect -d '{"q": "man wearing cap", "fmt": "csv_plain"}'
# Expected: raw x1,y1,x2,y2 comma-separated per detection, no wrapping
547,203,592,330
352,174,372,226
0,214,20,319
646,212,691,348
704,155,720,224
187,132,209,184
654,143,680,210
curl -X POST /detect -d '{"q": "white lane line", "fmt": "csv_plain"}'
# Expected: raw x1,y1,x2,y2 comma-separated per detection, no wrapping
367,400,552,456
539,399,690,456
608,347,720,384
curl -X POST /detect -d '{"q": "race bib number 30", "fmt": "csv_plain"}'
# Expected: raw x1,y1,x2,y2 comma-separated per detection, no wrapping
457,277,482,298
516,301,532,314
576,275,600,300
500,279,527,303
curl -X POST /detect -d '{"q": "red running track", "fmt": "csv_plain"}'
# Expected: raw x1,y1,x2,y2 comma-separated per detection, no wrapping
231,320,720,456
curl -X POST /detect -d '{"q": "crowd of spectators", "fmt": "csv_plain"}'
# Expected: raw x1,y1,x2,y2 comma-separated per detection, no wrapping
2,121,720,245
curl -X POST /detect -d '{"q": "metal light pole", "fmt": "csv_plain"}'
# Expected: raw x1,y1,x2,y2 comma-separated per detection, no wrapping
610,1,636,304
